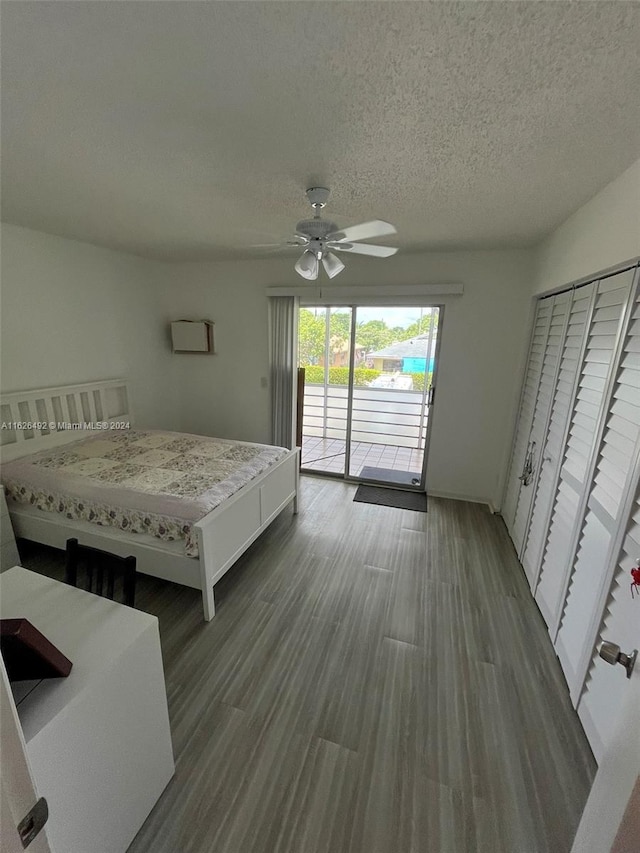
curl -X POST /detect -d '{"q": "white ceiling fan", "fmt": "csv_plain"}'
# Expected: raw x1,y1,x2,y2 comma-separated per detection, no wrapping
262,187,398,280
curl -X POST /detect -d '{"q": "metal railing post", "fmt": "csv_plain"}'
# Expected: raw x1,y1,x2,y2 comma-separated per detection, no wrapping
323,306,330,438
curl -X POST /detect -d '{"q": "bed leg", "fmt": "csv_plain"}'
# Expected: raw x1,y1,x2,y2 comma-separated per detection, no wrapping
202,585,215,621
292,493,299,515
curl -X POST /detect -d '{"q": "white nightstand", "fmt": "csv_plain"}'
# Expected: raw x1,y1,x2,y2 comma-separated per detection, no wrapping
1,488,20,570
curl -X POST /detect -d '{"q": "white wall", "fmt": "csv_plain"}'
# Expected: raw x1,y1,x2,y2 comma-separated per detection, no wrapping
4,158,637,511
0,224,536,508
156,258,276,444
0,224,178,429
534,159,640,295
159,250,534,508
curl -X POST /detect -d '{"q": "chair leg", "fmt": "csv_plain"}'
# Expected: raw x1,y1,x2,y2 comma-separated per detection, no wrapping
65,538,79,587
123,556,137,608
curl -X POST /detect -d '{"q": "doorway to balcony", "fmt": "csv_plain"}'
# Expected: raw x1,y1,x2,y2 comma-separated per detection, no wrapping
298,305,440,489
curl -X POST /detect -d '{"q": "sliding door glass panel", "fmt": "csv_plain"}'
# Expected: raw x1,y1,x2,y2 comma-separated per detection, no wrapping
298,307,353,475
348,306,439,488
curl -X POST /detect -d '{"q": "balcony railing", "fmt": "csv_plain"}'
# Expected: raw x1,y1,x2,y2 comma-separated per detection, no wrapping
302,383,428,449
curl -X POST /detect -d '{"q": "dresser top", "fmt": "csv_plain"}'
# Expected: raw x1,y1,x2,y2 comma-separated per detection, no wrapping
1,566,158,740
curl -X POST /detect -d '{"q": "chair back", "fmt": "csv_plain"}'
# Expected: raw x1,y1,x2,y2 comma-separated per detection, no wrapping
65,538,137,607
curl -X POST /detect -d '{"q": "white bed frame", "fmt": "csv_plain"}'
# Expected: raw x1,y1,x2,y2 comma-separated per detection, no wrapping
0,379,300,621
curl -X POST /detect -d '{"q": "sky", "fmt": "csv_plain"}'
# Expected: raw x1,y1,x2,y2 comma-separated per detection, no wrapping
310,306,432,328
354,307,426,327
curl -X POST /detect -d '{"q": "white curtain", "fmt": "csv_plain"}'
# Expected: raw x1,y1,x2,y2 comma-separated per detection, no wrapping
268,296,299,449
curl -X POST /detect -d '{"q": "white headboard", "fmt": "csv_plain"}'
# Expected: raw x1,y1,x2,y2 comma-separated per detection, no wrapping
0,379,131,461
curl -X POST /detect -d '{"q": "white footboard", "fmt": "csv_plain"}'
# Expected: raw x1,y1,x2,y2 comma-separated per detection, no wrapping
195,448,300,620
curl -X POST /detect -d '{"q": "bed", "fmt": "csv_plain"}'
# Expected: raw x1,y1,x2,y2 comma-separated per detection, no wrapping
0,379,300,621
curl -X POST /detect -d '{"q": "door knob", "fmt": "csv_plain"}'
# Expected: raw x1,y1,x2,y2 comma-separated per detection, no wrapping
598,641,637,679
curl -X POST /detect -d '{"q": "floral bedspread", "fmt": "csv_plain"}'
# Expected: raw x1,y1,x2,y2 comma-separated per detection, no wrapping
2,430,288,557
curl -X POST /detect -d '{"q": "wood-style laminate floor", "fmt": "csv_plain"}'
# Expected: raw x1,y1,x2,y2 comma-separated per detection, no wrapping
20,477,596,853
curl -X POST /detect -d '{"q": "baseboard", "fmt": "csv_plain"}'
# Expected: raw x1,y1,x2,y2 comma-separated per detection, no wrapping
299,478,499,514
427,490,496,513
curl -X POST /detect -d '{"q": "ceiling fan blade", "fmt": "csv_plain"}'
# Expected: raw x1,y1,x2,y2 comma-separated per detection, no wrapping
249,242,288,248
328,242,398,258
248,243,303,252
326,219,397,243
249,232,309,250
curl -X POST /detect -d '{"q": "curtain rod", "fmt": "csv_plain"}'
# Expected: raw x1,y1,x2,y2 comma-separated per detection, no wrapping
266,282,464,300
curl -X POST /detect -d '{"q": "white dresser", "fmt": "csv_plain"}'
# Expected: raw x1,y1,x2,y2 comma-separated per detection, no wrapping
0,567,175,853
1,489,20,570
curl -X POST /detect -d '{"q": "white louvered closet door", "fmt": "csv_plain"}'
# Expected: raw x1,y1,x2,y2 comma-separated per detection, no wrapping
502,300,553,542
522,283,596,589
555,279,640,709
534,270,636,630
510,292,572,565
577,494,640,763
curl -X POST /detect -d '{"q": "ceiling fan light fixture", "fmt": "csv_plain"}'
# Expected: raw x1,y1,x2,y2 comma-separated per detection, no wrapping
277,187,397,280
322,251,345,279
295,249,319,280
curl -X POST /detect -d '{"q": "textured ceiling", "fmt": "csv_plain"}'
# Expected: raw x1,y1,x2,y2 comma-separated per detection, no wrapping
2,1,639,261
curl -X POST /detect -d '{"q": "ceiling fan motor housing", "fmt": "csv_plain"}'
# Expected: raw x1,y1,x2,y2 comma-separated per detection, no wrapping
306,187,330,208
295,218,338,240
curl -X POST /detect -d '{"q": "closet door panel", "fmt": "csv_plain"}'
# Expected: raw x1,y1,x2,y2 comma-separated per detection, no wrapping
502,301,552,535
511,292,570,555
556,282,640,701
576,496,640,762
523,284,595,588
555,511,611,685
535,271,635,630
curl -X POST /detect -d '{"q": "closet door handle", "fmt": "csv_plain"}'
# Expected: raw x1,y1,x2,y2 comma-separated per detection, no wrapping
519,440,536,486
598,642,637,679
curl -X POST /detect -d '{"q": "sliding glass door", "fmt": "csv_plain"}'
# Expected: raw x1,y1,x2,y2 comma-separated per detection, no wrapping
299,305,440,489
298,307,353,476
348,306,438,487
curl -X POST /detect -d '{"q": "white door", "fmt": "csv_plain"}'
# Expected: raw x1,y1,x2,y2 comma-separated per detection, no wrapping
535,270,636,629
522,282,596,588
510,291,571,561
556,283,640,702
575,488,640,760
0,658,53,853
570,639,640,853
502,299,553,538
